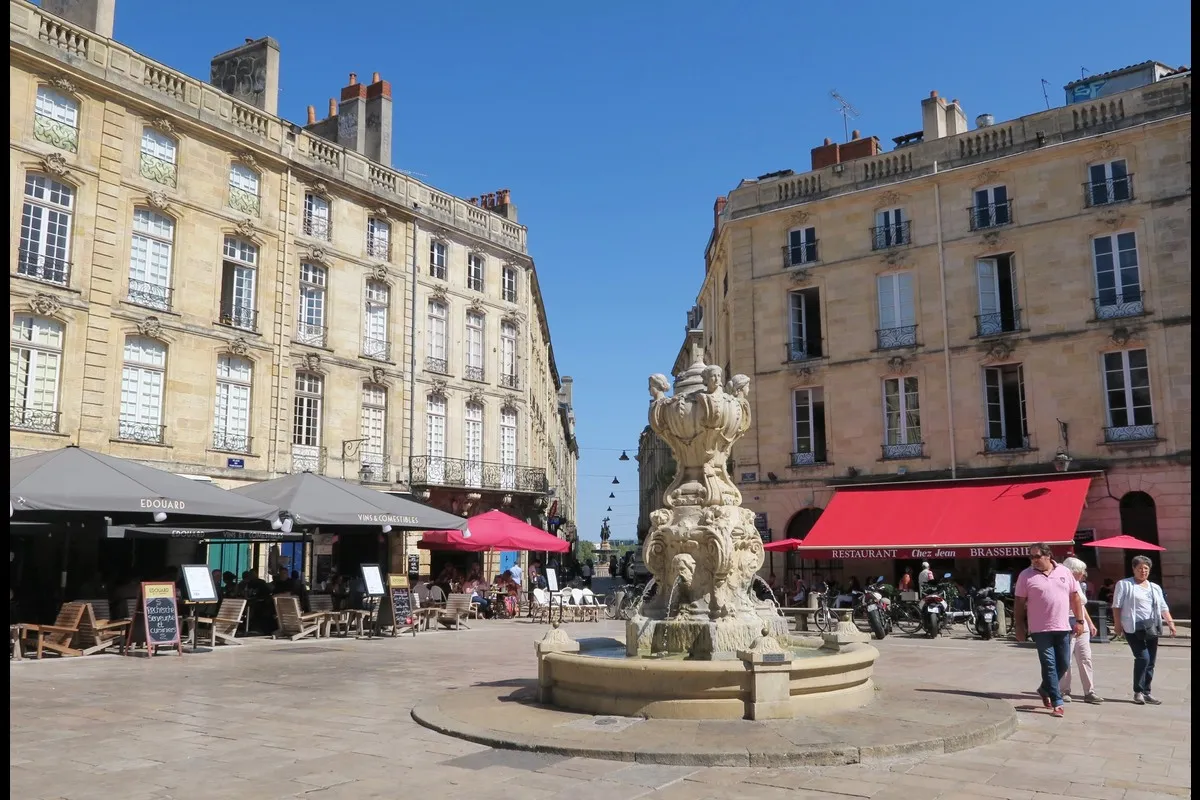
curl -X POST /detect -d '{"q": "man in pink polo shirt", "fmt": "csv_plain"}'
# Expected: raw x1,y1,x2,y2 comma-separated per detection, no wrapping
1014,542,1086,717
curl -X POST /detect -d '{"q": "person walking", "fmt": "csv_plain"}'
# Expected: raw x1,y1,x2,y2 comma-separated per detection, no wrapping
1059,557,1103,704
1111,556,1176,705
509,560,523,593
1014,542,1087,717
917,562,934,593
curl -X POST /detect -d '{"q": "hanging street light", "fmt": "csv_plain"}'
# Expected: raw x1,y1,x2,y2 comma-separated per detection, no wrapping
619,450,630,461
606,506,612,512
609,492,615,499
612,476,620,484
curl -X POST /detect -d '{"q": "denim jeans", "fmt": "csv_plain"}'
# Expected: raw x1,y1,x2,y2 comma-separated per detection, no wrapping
1031,630,1072,707
1125,629,1159,694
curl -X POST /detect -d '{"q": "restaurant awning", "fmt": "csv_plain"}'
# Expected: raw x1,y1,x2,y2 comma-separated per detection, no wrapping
108,526,304,541
792,475,1093,560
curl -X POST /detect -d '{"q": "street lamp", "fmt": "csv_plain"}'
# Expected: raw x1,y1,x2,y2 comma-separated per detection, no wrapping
619,450,630,461
611,476,620,485
609,492,615,499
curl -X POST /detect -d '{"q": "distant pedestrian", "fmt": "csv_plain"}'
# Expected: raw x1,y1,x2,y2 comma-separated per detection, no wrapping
1014,543,1086,717
1111,556,1176,705
609,554,618,577
917,562,934,593
509,560,523,591
898,568,914,594
1059,557,1103,704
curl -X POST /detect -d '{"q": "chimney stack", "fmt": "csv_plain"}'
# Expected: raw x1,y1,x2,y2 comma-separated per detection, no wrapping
328,98,337,118
493,188,517,221
713,196,727,232
307,106,316,125
921,89,949,141
208,37,281,115
944,98,968,136
336,73,368,154
43,0,115,39
364,72,393,166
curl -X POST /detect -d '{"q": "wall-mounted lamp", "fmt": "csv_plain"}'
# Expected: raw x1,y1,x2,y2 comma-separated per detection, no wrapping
153,511,168,523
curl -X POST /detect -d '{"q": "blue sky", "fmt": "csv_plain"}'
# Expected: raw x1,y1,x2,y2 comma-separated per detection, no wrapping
110,0,1191,542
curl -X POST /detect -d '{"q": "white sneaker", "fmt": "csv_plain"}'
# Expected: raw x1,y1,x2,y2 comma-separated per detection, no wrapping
1133,692,1146,705
1062,694,1073,703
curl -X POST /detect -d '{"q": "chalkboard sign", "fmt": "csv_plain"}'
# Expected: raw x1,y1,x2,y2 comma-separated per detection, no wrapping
407,554,420,576
131,581,182,656
361,563,385,597
181,564,217,603
375,574,416,637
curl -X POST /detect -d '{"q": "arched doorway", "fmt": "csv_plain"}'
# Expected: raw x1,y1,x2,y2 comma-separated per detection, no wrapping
782,508,825,592
1119,491,1161,583
786,508,823,541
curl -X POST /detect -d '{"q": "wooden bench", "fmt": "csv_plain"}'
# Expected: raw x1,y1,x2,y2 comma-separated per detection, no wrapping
77,603,131,655
437,593,473,630
308,594,348,637
195,598,247,647
19,601,88,658
273,595,323,641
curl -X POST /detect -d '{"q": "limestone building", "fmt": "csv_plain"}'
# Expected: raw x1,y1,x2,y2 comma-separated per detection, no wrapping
9,0,578,578
692,62,1191,609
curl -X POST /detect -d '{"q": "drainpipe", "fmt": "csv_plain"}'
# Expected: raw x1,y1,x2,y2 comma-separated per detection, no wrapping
404,218,419,563
933,161,957,480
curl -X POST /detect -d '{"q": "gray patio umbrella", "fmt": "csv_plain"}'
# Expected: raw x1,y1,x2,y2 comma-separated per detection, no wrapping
10,446,281,524
230,472,468,531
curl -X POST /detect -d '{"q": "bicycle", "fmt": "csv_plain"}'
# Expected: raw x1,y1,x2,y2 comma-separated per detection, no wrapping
604,583,644,620
812,591,839,633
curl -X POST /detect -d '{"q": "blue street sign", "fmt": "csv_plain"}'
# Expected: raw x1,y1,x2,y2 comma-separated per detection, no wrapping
226,458,245,469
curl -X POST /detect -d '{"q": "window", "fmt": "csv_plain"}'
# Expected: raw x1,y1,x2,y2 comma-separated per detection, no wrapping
213,354,252,453
1093,232,1142,319
139,128,177,187
500,407,518,489
228,163,260,215
467,253,485,292
19,173,74,285
882,376,921,458
220,237,258,331
296,263,327,346
426,395,446,484
363,281,390,360
791,388,827,465
465,312,485,381
464,402,483,488
10,315,63,432
876,272,917,348
1086,159,1131,207
303,193,331,240
34,86,78,152
429,239,447,280
367,218,390,260
983,365,1028,451
425,301,448,373
360,385,387,481
976,254,1019,335
872,208,909,249
119,336,167,444
971,185,1011,230
128,209,175,310
786,226,818,266
787,289,822,361
502,266,518,303
500,322,518,388
1103,349,1155,442
292,372,324,471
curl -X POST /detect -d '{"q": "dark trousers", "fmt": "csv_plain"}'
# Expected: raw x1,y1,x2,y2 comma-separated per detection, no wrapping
1031,630,1072,707
1125,629,1159,694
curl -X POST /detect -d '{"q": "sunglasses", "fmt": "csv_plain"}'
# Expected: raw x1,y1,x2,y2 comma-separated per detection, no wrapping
1028,553,1050,561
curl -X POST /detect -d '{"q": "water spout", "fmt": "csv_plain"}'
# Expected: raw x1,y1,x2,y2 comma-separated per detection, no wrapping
666,576,684,618
637,577,658,613
752,575,782,613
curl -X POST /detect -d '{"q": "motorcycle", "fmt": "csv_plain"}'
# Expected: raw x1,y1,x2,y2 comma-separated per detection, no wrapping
919,573,952,638
967,587,998,640
857,576,890,640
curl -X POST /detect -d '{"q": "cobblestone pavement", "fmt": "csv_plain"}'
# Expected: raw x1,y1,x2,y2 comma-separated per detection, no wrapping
9,619,1191,800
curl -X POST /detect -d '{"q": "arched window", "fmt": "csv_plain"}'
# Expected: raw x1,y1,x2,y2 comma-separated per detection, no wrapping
465,311,485,381
500,406,518,490
220,236,259,331
303,191,331,240
120,335,167,444
228,163,260,215
784,507,825,576
500,321,518,388
360,385,387,481
213,354,253,453
296,262,328,347
1119,491,1161,582
140,127,178,187
502,266,518,303
19,173,74,286
128,208,175,310
10,314,64,433
464,402,484,488
34,86,78,152
426,394,446,484
363,281,390,360
291,372,324,472
425,301,448,373
367,217,390,260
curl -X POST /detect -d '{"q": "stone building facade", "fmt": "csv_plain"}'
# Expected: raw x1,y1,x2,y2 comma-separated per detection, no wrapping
691,64,1191,609
9,0,577,578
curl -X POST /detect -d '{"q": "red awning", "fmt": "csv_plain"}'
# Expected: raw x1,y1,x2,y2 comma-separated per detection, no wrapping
418,509,570,553
793,476,1092,560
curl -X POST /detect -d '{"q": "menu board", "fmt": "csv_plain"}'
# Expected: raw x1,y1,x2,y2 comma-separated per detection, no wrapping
361,563,385,597
407,554,421,576
132,581,182,656
375,575,416,637
545,568,559,593
181,564,218,603
994,573,1013,595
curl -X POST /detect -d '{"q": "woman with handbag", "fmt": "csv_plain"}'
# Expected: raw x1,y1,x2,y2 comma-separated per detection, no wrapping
1111,555,1177,705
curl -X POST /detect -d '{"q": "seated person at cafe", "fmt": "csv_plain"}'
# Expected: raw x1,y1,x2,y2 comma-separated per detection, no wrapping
222,572,238,596
465,575,492,618
425,582,446,605
496,571,521,617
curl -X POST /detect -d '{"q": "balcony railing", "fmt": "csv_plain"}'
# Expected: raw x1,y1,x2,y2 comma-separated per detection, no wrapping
228,186,260,216
876,325,918,350
502,290,518,304
33,113,78,152
499,372,520,389
976,308,1022,337
870,221,912,250
362,337,391,361
291,444,327,474
781,242,819,268
785,341,821,363
17,249,70,286
464,365,485,382
1094,291,1145,320
295,320,327,347
968,201,1013,231
127,279,173,311
139,152,177,188
219,302,258,331
117,420,166,444
302,216,331,240
366,236,390,260
790,450,827,467
11,406,60,433
467,276,485,292
882,442,923,460
983,435,1031,453
212,430,252,454
1084,175,1134,207
425,356,449,375
1103,423,1158,444
409,455,548,494
358,455,391,484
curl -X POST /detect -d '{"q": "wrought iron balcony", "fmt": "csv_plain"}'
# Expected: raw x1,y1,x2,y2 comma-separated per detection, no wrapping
882,442,923,460
219,302,258,331
1093,291,1145,320
127,279,173,311
357,455,391,484
784,341,821,363
302,215,331,240
117,420,166,444
291,444,327,474
500,372,520,389
228,186,260,216
139,152,177,188
975,308,1021,337
425,357,449,375
295,320,327,347
780,242,819,268
366,236,390,260
33,113,78,152
362,337,391,361
876,325,918,350
464,365,485,382
409,455,548,494
870,221,912,250
17,249,70,286
1084,175,1134,207
967,201,1013,231
790,450,827,467
212,430,252,454
467,276,485,292
1103,423,1158,444
11,406,60,433
983,435,1031,453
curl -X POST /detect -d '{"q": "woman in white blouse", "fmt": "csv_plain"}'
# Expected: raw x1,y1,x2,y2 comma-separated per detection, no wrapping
1059,557,1102,704
1111,555,1177,705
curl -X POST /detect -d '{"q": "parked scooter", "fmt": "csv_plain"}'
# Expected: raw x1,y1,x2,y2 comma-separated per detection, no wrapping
919,573,952,638
862,576,890,640
967,586,998,640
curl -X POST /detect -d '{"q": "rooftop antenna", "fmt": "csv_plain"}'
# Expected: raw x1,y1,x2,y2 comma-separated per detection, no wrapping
1040,79,1052,110
1081,66,1091,80
830,90,860,142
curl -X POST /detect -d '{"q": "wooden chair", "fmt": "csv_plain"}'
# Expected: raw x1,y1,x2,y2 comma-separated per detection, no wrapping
272,595,323,641
308,594,347,637
437,593,473,630
195,598,247,647
19,601,87,658
76,603,130,655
